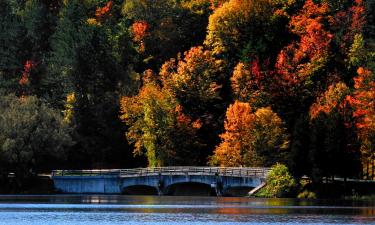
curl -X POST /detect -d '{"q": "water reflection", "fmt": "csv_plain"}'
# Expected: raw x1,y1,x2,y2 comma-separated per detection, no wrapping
0,195,375,224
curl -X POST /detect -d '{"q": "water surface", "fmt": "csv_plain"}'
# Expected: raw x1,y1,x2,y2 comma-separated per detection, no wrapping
0,195,375,224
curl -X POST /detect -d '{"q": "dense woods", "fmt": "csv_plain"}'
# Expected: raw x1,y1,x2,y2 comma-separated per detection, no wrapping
0,0,374,184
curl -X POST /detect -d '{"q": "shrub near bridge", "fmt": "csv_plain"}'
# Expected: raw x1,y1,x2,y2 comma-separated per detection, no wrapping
257,163,296,198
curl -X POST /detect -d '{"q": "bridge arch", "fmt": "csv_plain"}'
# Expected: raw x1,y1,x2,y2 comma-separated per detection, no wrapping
163,182,216,196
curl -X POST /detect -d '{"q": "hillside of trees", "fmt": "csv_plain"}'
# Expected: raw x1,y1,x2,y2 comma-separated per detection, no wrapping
0,0,374,183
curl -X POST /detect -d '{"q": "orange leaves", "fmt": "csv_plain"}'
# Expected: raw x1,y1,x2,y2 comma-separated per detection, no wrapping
132,21,149,42
212,101,288,167
309,82,350,120
160,46,222,107
87,1,114,25
290,0,332,58
213,101,254,167
224,101,254,134
19,60,36,87
300,20,333,61
290,0,329,30
275,0,333,85
350,0,366,35
345,67,375,156
231,60,265,103
95,1,113,21
175,104,202,131
131,20,150,52
349,68,375,130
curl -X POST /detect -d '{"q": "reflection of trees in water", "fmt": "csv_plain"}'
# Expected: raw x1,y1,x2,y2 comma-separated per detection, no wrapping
359,208,375,216
213,207,289,215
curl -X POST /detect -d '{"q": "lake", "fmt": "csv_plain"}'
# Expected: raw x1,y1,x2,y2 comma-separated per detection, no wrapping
0,195,375,224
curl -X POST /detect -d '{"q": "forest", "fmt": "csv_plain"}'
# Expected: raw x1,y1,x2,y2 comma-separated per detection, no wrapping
0,0,374,185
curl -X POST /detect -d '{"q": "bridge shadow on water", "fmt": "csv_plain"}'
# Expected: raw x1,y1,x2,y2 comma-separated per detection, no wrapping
121,182,255,197
122,185,159,195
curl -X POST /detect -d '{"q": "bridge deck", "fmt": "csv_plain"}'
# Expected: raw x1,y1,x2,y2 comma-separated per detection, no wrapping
52,167,270,179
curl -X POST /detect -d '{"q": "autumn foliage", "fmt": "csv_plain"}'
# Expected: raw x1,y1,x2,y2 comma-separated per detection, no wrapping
160,46,223,115
309,82,350,120
212,101,254,166
95,1,113,21
120,79,203,167
132,21,149,42
276,0,333,85
0,0,374,182
212,101,288,167
19,60,35,87
346,68,375,157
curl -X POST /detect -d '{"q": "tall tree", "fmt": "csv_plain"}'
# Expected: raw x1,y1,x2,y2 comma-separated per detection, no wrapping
346,68,375,160
309,82,361,180
120,80,203,167
205,0,290,63
0,95,73,179
211,101,289,167
160,46,226,159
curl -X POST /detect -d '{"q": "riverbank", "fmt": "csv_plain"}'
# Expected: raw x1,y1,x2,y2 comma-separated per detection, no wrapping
297,180,375,199
0,177,55,195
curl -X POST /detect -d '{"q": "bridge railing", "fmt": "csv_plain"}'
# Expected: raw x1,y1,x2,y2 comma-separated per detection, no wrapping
52,167,270,178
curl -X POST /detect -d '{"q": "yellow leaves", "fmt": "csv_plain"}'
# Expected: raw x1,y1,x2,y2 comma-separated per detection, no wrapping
160,46,222,104
63,93,76,123
254,107,289,151
66,92,76,104
205,0,274,56
231,62,261,103
87,18,98,26
120,82,202,166
309,82,350,120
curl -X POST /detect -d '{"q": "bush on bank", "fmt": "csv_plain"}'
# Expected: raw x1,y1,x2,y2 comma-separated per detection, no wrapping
257,163,297,198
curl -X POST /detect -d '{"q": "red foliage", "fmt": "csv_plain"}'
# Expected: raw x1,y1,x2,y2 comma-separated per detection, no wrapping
346,67,375,130
19,60,36,86
331,0,366,51
95,1,113,21
350,0,366,35
275,0,333,86
132,21,149,42
309,82,350,120
175,105,202,129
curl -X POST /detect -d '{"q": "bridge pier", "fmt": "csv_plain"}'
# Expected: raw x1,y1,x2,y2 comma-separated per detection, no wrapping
214,177,223,196
157,178,164,196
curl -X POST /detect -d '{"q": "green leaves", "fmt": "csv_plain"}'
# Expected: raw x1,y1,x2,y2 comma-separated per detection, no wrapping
0,95,74,177
261,163,296,198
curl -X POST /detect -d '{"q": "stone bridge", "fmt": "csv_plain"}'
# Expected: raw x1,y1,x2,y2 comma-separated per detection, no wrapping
52,167,270,196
